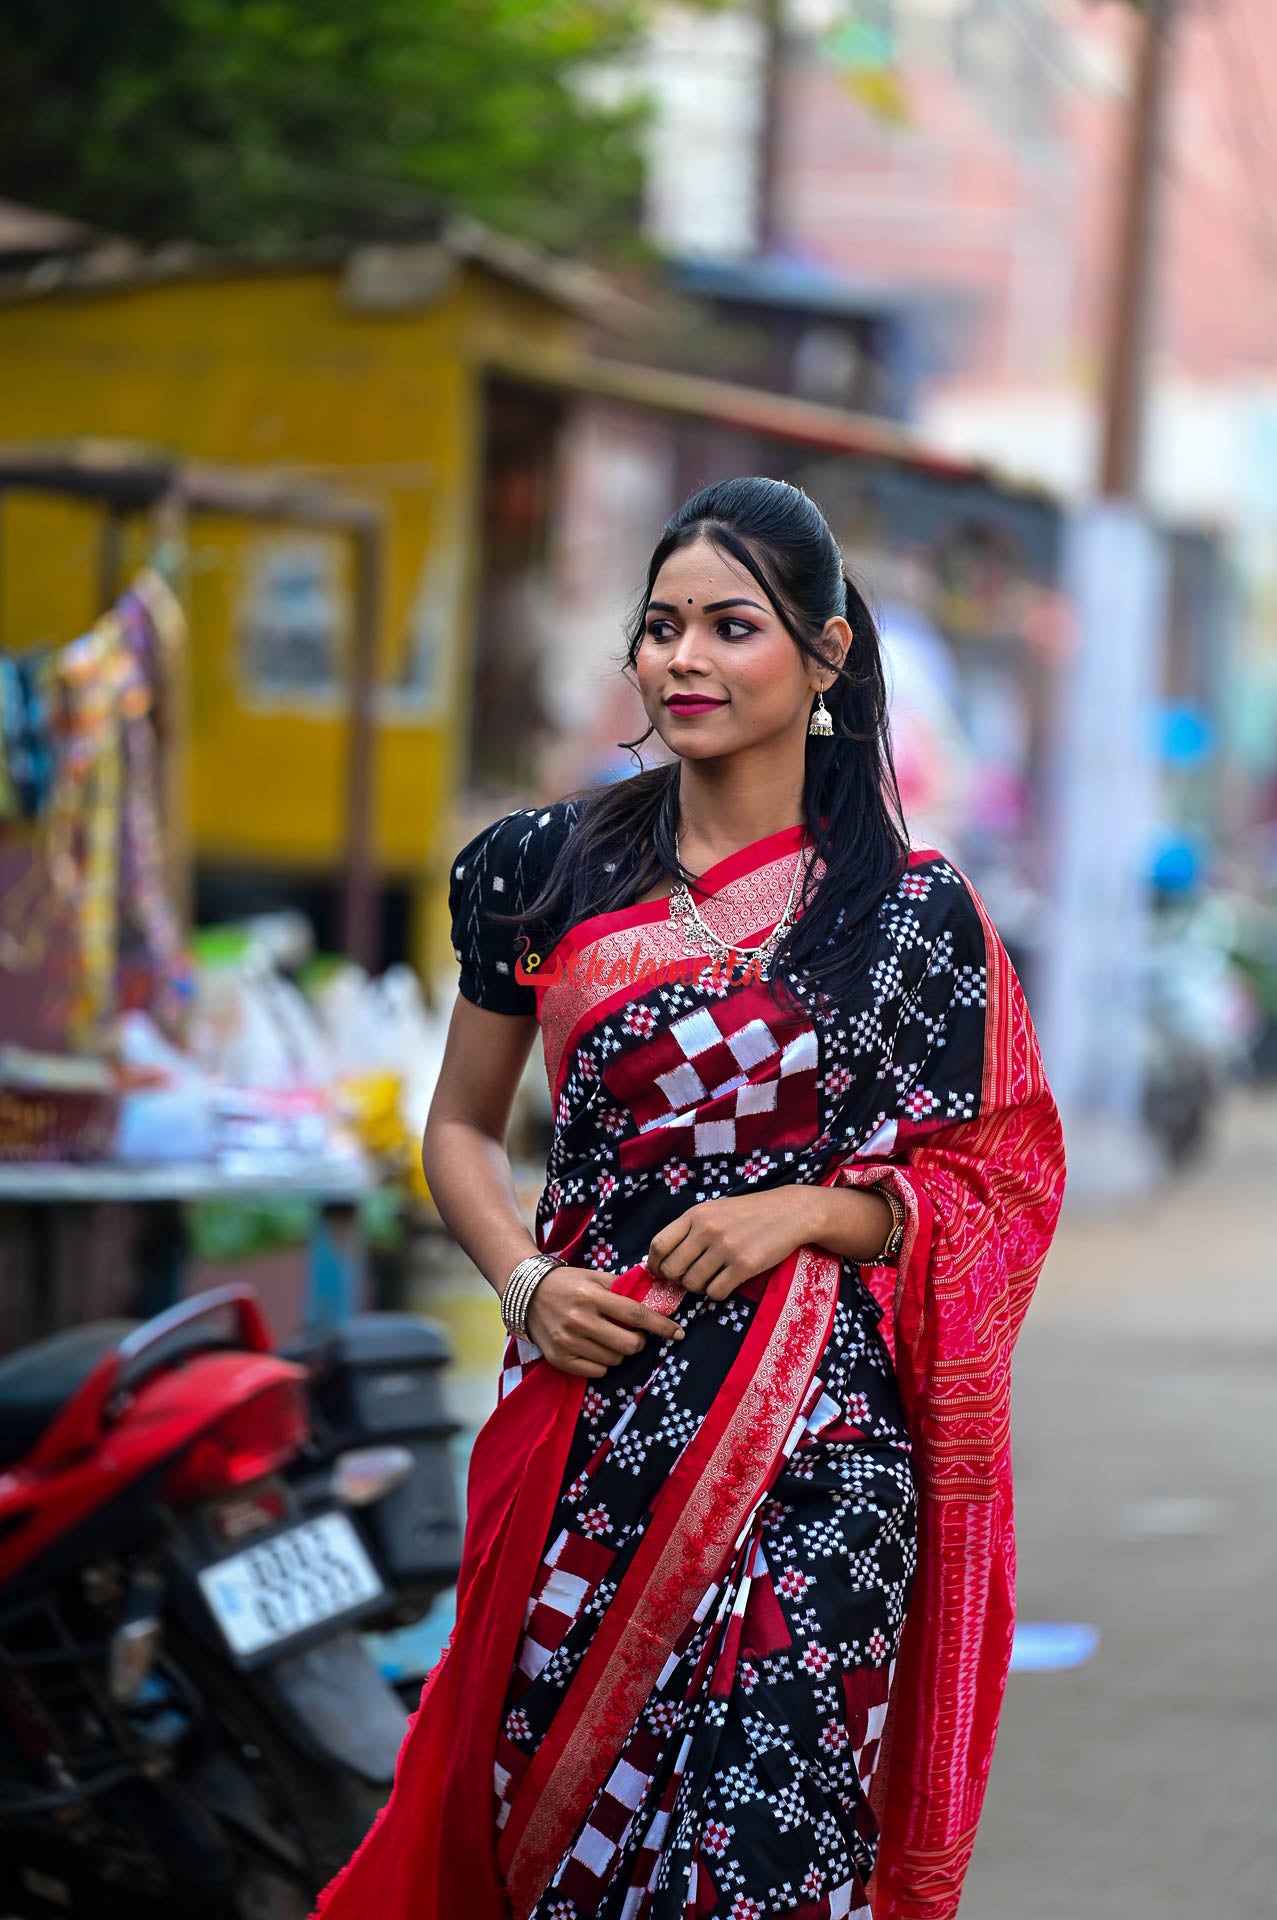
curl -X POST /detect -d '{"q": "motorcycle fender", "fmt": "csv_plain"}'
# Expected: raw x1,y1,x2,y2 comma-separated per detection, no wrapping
259,1627,408,1784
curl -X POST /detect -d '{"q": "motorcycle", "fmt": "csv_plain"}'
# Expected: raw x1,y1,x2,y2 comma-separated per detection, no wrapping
1139,901,1259,1167
280,1311,463,1634
0,1284,410,1919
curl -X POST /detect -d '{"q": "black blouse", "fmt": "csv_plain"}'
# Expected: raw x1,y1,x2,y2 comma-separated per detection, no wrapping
447,799,584,1015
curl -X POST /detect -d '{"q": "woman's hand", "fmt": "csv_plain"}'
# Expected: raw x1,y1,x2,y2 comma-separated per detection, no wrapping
524,1265,686,1379
645,1184,894,1303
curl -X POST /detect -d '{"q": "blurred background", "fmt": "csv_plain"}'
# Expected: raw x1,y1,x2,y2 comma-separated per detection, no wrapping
0,4,1274,1917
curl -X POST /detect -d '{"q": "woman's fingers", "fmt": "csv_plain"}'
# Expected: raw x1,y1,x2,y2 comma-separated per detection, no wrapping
559,1357,608,1379
587,1323,644,1361
530,1267,687,1377
648,1232,700,1281
645,1215,692,1274
595,1283,685,1342
564,1332,632,1368
677,1247,729,1295
561,1309,640,1361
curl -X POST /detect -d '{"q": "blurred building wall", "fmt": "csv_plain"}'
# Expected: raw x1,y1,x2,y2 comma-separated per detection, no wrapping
637,4,770,260
0,250,586,980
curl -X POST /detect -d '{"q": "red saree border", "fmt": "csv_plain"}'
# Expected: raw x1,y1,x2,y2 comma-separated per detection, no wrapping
500,1235,843,1914
961,863,1010,1110
540,819,810,967
686,819,813,896
537,830,825,1103
311,1329,586,1920
529,830,934,1047
536,833,936,1104
313,1259,684,1920
859,873,1065,1918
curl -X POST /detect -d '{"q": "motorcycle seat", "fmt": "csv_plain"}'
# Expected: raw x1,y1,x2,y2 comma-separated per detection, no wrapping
0,1320,140,1468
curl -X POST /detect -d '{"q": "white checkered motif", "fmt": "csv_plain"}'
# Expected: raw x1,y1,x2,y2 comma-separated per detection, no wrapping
828,1882,872,1919
571,1823,618,1876
499,1334,543,1403
640,1009,818,1160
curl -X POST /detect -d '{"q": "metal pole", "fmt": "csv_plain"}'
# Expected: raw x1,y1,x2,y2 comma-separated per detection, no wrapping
152,485,193,932
1042,0,1178,1197
339,522,381,968
756,0,786,257
97,504,128,610
1097,0,1174,499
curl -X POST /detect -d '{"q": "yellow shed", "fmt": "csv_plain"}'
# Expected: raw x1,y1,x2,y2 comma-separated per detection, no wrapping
0,225,598,983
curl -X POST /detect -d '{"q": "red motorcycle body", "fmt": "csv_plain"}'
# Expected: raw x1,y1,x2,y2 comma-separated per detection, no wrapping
0,1285,409,1918
0,1287,306,1592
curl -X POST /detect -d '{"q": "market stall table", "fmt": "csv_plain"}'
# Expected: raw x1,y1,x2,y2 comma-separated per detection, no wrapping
0,1154,376,1344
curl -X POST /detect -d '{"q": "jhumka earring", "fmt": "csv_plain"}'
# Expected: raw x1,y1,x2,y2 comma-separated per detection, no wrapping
808,687,833,737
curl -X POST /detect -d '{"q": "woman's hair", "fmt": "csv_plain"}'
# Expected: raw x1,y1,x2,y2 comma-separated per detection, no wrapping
485,474,909,1015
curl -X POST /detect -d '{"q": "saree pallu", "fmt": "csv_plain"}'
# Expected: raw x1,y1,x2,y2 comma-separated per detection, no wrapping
314,825,1066,1920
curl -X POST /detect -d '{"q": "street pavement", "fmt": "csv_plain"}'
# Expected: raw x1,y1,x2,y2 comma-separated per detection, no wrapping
961,1087,1277,1918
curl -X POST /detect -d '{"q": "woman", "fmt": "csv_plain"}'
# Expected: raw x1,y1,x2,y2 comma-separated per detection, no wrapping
315,478,1066,1920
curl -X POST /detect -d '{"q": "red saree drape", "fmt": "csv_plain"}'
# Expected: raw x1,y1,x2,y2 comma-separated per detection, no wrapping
312,835,1065,1920
829,876,1066,1916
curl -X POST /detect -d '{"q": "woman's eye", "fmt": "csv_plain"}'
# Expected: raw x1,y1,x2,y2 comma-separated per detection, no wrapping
644,617,755,641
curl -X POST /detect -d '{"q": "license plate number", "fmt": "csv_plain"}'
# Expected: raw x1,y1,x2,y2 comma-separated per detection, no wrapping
198,1511,385,1658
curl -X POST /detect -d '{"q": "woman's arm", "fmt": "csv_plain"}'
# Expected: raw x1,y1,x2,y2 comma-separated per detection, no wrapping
421,995,546,1295
423,995,684,1376
644,1183,897,1299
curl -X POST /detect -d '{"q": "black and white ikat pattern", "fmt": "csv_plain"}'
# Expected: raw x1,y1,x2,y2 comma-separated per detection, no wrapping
448,800,585,1016
506,1273,918,1920
519,834,986,1282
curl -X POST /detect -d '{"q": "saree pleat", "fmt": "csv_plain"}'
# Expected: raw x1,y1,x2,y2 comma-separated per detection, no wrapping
510,1266,917,1920
313,830,1065,1920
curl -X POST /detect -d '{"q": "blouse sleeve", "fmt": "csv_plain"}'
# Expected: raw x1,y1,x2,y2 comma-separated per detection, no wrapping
447,803,579,1015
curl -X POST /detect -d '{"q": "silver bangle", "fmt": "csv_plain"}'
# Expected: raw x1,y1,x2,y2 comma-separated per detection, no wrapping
500,1252,563,1339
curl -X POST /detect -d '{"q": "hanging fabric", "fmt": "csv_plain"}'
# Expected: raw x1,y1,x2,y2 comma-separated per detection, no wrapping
1,566,189,1044
117,570,189,1029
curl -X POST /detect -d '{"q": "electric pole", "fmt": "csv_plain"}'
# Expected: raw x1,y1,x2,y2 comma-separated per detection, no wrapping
756,0,785,257
1097,0,1175,497
1042,0,1179,1195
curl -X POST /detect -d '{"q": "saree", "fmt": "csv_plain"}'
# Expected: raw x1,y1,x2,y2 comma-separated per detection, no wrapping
314,813,1066,1920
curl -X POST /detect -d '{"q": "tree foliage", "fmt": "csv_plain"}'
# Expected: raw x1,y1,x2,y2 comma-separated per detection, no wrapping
0,0,655,255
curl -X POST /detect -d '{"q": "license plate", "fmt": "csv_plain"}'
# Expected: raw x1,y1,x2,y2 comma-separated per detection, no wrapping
197,1511,385,1659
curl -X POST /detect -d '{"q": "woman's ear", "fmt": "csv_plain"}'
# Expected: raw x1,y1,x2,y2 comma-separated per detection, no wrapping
810,615,853,687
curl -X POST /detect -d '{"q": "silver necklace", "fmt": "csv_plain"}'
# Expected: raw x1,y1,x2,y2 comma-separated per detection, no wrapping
668,827,809,976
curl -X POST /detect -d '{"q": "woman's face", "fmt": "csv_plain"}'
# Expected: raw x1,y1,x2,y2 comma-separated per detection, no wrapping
635,536,837,760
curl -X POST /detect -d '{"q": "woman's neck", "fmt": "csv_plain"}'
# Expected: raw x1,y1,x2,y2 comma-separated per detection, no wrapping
674,764,806,873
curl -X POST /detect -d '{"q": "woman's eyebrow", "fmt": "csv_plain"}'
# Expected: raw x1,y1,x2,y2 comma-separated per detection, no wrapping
646,598,768,615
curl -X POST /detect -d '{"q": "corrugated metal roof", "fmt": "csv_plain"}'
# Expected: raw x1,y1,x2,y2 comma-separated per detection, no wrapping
0,212,626,324
484,344,1057,502
0,198,120,257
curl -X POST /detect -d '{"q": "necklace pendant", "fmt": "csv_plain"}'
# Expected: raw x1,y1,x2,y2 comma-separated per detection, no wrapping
669,888,716,960
667,832,806,975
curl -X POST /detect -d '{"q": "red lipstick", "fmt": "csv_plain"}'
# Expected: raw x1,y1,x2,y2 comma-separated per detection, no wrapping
665,694,728,715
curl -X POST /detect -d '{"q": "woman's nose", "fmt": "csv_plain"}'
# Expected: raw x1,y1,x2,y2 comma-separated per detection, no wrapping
668,628,710,672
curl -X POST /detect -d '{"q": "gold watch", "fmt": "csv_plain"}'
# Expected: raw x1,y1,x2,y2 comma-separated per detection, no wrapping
869,1184,906,1264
